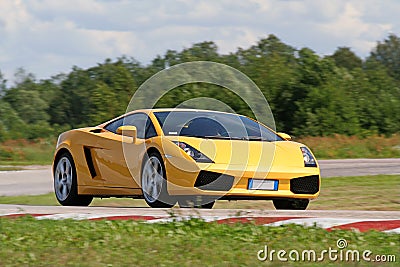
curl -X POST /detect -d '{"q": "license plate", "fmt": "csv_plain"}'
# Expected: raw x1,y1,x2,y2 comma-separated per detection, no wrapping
248,179,278,190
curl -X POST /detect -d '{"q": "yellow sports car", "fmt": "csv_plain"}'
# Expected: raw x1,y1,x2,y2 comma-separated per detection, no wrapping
53,109,320,209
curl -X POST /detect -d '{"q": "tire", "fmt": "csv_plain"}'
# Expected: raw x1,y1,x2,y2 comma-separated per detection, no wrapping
141,152,176,208
54,152,93,206
273,199,309,210
178,196,215,209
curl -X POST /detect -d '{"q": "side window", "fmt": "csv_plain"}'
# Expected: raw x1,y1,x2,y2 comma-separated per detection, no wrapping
145,119,157,139
104,118,124,133
105,113,157,139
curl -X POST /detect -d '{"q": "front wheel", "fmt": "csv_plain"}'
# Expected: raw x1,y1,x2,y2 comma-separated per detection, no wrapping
141,152,176,208
273,199,309,210
54,152,93,206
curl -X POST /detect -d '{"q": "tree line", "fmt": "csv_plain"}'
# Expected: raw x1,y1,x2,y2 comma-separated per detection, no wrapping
0,34,399,141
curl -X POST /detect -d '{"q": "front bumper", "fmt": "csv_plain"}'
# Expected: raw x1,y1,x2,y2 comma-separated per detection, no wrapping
165,161,321,199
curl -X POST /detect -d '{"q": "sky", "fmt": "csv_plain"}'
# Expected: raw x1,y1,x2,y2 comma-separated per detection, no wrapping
0,0,398,83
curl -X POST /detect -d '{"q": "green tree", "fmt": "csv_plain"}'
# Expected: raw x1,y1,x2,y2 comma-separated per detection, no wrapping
231,35,298,130
0,100,26,140
52,61,137,128
2,68,49,124
361,59,400,134
293,69,361,136
369,34,400,81
328,47,362,70
89,82,119,125
0,71,6,97
180,41,219,62
1,34,400,140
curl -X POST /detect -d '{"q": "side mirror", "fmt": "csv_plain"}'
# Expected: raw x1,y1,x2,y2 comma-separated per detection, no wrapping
277,132,291,141
116,126,137,143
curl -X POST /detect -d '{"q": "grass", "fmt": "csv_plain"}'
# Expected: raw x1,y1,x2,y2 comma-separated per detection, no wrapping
1,175,399,211
0,166,24,171
0,217,398,266
0,139,55,165
309,175,400,211
297,134,400,159
0,134,399,166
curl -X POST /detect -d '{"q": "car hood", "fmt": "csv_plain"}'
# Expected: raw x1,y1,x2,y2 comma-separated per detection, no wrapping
165,136,309,169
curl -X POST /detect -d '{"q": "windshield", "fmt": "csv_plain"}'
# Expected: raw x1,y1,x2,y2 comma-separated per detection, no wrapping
153,111,283,142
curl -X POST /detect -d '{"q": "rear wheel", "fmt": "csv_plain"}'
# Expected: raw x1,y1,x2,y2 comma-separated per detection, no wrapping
141,152,176,208
54,152,93,206
273,199,309,210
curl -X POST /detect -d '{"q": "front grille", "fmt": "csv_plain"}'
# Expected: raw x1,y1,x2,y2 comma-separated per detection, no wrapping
194,171,234,191
290,175,320,194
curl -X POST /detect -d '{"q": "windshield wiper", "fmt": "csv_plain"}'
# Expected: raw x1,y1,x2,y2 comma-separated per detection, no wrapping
204,135,241,140
241,136,273,142
178,134,272,141
179,134,242,140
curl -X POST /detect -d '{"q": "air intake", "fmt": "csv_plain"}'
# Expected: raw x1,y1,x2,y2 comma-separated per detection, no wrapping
194,171,234,191
290,175,320,194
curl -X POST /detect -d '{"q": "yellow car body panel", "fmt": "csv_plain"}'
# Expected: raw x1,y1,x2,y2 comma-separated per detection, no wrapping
163,137,319,198
53,108,320,200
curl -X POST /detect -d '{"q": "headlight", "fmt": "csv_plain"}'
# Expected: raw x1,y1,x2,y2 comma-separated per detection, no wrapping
172,141,213,163
300,147,317,167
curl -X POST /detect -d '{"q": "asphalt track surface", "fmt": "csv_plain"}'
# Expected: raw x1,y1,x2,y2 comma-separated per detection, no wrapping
0,158,399,196
319,158,400,177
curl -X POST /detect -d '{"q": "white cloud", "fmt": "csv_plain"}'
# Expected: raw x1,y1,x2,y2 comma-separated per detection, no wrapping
0,0,399,82
317,1,392,54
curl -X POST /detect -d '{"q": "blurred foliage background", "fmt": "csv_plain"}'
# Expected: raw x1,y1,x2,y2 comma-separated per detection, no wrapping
0,34,399,142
